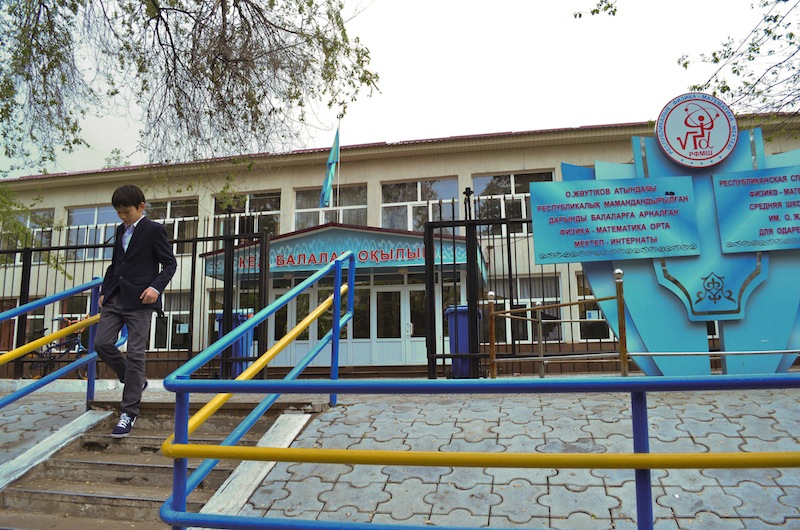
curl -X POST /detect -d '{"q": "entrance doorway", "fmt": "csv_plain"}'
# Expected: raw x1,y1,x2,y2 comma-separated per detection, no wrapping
374,285,427,365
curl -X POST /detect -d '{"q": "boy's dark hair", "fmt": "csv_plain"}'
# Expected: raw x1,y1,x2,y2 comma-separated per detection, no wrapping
111,185,146,208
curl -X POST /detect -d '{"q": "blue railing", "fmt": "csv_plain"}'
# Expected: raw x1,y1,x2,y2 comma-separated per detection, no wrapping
0,278,104,409
161,251,356,529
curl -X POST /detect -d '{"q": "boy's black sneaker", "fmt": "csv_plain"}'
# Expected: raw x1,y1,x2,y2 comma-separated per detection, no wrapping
112,412,136,438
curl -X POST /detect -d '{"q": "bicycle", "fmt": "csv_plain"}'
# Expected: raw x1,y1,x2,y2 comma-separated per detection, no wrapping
25,317,90,379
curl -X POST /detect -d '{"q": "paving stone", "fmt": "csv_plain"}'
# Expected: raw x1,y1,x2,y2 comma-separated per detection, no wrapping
781,486,800,512
538,437,606,454
592,432,633,453
320,432,360,449
497,433,543,452
425,483,501,516
490,479,548,522
550,467,606,488
270,476,333,516
382,465,451,484
659,468,720,492
735,414,790,441
371,512,432,525
672,404,718,422
553,511,615,529
700,467,780,487
491,419,548,438
283,462,352,482
338,465,389,487
542,415,591,443
657,485,742,518
440,437,506,454
608,482,673,520
539,484,619,518
489,515,548,528
726,480,793,524
400,421,459,439
440,467,493,489
500,403,544,425
249,480,289,510
364,420,411,442
316,505,373,523
401,434,447,452
428,507,488,527
693,432,745,452
677,417,744,437
485,466,556,485
455,418,500,442
318,482,390,512
582,418,630,439
673,511,746,529
649,436,709,454
347,437,409,452
775,469,800,488
375,478,435,520
739,436,800,452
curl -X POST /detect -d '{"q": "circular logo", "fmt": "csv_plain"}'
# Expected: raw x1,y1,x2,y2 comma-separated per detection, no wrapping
655,93,738,168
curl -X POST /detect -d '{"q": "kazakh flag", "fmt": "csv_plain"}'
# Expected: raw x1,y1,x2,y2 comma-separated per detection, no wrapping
319,128,339,208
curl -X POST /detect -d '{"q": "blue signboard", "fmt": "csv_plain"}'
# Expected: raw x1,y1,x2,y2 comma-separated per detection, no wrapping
530,177,700,264
713,166,800,253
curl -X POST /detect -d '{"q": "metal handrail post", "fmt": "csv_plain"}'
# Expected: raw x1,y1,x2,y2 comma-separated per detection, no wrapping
487,291,496,378
86,281,101,403
330,259,342,406
631,390,653,530
614,269,628,377
535,300,544,378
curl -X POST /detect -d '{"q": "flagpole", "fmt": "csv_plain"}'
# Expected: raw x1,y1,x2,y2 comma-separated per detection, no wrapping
334,119,341,210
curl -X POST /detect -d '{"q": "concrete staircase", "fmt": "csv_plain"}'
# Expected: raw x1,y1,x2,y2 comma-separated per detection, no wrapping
0,398,319,529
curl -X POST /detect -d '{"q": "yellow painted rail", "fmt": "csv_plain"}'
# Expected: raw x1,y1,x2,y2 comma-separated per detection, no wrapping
0,314,100,366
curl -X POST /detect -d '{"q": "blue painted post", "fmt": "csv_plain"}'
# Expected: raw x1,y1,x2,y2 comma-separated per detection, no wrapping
330,259,342,406
631,391,653,530
86,282,101,403
172,384,190,530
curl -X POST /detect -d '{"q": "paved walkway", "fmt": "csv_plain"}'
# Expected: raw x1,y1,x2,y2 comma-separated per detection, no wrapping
1,381,799,529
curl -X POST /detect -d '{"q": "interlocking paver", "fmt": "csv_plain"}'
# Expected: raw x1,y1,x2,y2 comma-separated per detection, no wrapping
727,480,793,524
318,482,390,512
657,485,742,518
497,433,542,452
283,462,352,481
608,482,673,520
316,506,372,523
428,507,488,527
440,467,493,489
375,478,436,520
701,467,780,487
538,437,606,455
490,479,548,522
659,468,720,492
270,476,332,516
382,465,451,483
485,466,556,485
338,465,388,487
673,511,747,529
249,480,290,510
543,415,590,443
455,418,500,442
424,483,501,516
677,416,744,437
539,484,620,518
401,421,459,438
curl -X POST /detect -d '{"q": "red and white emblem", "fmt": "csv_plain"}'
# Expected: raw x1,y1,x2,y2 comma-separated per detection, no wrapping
655,93,738,168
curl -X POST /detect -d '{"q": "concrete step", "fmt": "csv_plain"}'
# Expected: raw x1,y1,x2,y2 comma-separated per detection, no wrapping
0,399,315,525
0,511,169,530
23,454,233,490
0,479,209,521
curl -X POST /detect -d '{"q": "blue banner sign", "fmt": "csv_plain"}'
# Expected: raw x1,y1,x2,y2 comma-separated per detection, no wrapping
530,177,700,264
713,166,800,253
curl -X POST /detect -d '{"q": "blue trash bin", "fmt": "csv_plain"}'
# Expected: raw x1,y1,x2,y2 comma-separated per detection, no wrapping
215,312,254,377
444,305,480,379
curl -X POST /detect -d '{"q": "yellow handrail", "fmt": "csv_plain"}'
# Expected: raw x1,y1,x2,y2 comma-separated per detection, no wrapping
160,443,800,470
0,314,100,366
161,284,348,450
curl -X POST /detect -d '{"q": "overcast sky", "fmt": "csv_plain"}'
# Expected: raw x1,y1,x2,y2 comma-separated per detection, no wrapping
17,0,761,175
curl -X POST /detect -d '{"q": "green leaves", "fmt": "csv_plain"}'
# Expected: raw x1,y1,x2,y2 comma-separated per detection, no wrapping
1,0,378,172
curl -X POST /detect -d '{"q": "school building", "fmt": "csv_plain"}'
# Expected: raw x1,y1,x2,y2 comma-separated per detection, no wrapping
3,115,800,378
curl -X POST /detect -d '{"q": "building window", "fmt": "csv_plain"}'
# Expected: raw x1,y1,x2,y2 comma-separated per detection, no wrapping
295,185,367,230
153,292,191,350
147,199,199,255
482,275,562,344
214,192,280,239
472,171,552,235
66,206,119,260
576,274,612,340
1,209,54,264
381,178,459,232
